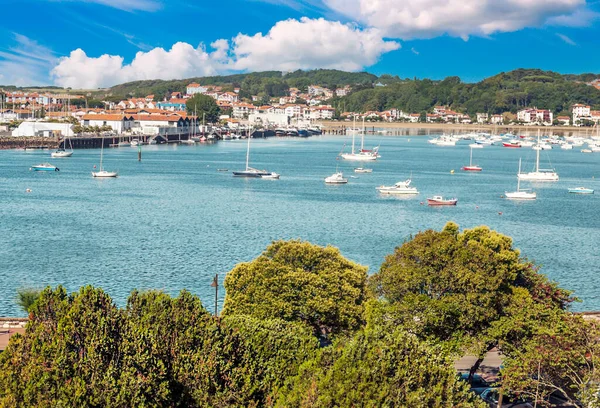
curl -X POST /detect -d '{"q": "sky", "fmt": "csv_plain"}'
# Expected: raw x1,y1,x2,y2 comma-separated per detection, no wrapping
0,0,599,88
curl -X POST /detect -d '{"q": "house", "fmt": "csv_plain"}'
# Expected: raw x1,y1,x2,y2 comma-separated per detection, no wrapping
408,113,420,123
426,114,440,123
476,113,489,124
0,109,17,121
517,108,553,125
217,92,239,103
11,121,75,137
335,86,351,97
82,114,134,133
130,114,190,135
158,99,187,112
308,85,328,96
186,83,203,95
572,104,592,124
309,106,335,120
491,114,504,125
232,102,257,119
556,116,571,126
591,111,600,123
284,104,303,118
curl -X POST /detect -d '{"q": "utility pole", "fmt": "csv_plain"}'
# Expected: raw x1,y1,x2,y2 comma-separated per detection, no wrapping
210,274,219,317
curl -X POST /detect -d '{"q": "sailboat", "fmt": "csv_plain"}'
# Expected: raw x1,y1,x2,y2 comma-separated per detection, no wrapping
51,136,73,158
92,137,118,178
518,131,558,181
232,125,279,179
461,146,482,171
506,159,536,200
340,117,378,161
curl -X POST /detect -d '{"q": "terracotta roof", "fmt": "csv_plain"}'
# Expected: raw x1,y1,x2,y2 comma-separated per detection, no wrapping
82,114,133,121
131,114,186,122
557,116,570,119
187,83,201,88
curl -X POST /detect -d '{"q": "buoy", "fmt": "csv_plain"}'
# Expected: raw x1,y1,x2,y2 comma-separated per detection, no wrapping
420,202,424,205
475,206,479,209
498,212,503,215
93,165,97,169
450,170,455,174
26,188,32,193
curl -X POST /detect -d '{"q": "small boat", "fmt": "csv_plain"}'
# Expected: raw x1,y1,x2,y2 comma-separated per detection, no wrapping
31,163,59,171
92,138,118,178
261,172,280,179
217,168,229,172
233,125,280,179
118,141,131,147
503,141,521,148
325,172,348,184
505,159,536,200
518,132,559,181
469,143,484,149
377,179,419,195
180,139,196,145
582,149,593,153
427,196,457,206
568,187,594,194
560,144,573,150
462,147,482,172
354,168,373,173
51,136,74,157
130,139,140,147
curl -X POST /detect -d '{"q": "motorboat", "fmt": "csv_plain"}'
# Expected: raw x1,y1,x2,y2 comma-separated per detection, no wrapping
427,196,458,206
505,159,536,200
502,141,521,148
260,172,280,179
130,139,140,147
325,172,348,184
376,179,419,195
354,168,373,173
469,143,484,149
582,149,593,153
568,187,594,194
560,144,573,150
31,163,59,171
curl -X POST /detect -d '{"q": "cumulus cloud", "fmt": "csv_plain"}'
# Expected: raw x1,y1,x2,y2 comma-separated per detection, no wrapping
231,17,399,71
50,17,399,88
324,0,589,39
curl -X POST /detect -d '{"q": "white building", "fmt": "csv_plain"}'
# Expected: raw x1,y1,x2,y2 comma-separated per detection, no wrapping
491,114,504,125
186,83,205,95
517,108,553,125
232,103,257,119
476,113,489,124
82,114,134,134
249,113,290,126
11,121,75,137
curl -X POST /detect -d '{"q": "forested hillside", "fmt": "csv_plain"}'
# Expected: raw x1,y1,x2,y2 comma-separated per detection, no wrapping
329,69,600,115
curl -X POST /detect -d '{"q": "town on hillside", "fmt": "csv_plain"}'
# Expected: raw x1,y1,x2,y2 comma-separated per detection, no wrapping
1,78,600,138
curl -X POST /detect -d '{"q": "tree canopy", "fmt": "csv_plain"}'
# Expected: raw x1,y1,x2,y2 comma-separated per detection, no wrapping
222,240,369,338
185,93,220,123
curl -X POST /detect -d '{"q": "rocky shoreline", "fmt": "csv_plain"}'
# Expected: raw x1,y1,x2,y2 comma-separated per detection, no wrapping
0,136,58,150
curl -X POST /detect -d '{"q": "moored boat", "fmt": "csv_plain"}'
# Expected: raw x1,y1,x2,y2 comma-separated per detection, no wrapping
31,163,59,171
377,179,419,195
427,196,457,206
505,159,536,200
325,172,348,184
503,141,521,148
354,168,373,173
568,187,594,194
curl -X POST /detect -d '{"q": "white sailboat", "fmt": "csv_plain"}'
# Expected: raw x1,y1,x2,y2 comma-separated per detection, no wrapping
340,117,378,161
232,125,279,179
92,137,118,178
518,131,558,181
506,159,536,200
51,136,73,158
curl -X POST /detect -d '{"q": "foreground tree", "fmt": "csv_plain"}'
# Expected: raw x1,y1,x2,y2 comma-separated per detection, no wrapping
369,223,573,377
277,326,485,408
222,240,369,337
501,314,600,406
15,287,41,314
185,93,220,123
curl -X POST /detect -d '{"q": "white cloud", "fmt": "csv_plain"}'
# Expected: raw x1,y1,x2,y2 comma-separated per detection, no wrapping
231,17,399,72
50,17,399,88
556,33,577,45
324,0,589,39
0,33,57,86
46,0,160,12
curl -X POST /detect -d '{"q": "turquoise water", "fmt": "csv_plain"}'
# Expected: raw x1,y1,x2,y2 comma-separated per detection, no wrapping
1,133,600,316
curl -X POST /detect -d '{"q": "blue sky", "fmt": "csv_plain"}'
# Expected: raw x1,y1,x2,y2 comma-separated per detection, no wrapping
0,0,599,88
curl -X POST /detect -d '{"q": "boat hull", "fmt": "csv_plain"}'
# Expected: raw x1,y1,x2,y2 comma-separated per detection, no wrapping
377,188,418,195
503,143,521,148
505,191,536,200
568,188,594,194
340,153,377,161
427,199,457,206
462,166,482,172
32,166,59,171
518,172,559,181
51,151,73,158
92,171,118,178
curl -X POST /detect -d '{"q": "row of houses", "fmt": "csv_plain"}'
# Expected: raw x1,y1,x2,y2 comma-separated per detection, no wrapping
1,91,85,106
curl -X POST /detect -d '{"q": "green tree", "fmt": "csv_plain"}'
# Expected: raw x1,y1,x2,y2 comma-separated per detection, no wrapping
15,287,41,314
501,314,600,406
186,93,220,123
222,240,369,338
277,326,484,408
369,223,572,377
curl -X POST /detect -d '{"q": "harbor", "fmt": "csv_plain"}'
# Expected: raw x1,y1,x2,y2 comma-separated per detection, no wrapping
1,132,599,317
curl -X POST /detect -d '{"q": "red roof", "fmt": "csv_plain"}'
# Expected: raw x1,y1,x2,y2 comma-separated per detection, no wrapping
82,114,133,121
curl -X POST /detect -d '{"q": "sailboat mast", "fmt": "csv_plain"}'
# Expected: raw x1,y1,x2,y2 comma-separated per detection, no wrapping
351,115,356,154
517,158,522,192
245,124,251,170
469,147,473,166
99,137,104,171
536,130,541,172
361,116,365,151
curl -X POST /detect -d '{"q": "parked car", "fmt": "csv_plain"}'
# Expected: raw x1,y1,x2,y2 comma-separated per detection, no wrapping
480,388,534,408
458,373,492,395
